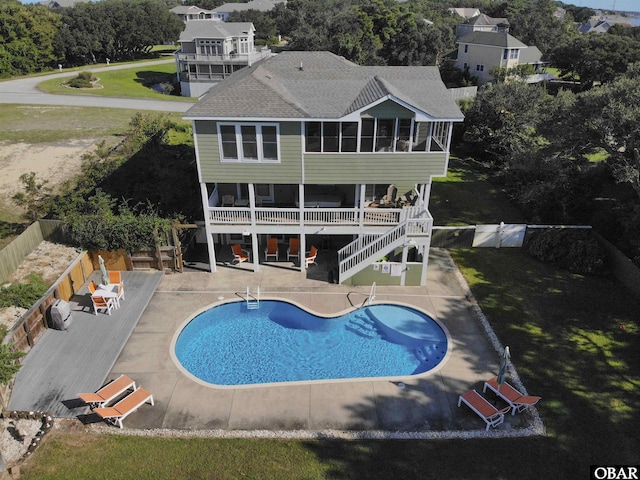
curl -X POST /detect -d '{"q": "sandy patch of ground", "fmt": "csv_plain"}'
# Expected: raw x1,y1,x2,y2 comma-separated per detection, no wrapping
1,241,79,332
0,140,96,207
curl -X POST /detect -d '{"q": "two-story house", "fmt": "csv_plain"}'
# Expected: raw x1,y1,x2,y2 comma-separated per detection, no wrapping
453,31,549,85
184,51,464,286
175,20,272,97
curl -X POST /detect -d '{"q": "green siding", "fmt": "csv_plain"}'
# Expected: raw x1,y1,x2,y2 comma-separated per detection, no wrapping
362,100,414,119
196,121,303,184
303,152,447,184
344,263,423,286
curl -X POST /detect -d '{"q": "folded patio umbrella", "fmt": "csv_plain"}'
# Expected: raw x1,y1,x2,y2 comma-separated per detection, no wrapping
497,345,510,390
98,255,109,286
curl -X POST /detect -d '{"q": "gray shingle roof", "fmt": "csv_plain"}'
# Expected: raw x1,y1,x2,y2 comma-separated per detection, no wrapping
185,51,464,120
519,46,544,64
179,21,253,42
458,31,527,48
462,14,510,27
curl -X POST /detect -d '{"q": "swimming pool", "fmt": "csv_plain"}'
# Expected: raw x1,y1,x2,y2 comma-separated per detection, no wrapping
172,300,450,387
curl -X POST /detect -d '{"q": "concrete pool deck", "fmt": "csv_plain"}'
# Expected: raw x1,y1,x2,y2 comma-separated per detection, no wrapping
87,249,542,435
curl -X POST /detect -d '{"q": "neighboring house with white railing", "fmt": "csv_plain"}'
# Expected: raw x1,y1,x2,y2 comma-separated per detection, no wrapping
175,20,271,97
183,51,464,285
170,5,218,22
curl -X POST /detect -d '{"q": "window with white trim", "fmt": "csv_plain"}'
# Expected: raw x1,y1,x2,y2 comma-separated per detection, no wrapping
305,121,358,153
218,123,280,162
305,119,414,153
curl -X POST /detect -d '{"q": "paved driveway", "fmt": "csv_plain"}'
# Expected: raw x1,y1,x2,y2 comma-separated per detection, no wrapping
0,59,193,112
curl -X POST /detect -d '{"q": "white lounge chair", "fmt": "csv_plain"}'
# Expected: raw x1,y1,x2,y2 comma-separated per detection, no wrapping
483,377,541,415
94,386,154,428
77,375,136,409
458,389,510,430
305,246,318,268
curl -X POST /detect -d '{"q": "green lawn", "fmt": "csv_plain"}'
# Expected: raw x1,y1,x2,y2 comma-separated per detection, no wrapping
0,105,179,143
18,157,640,479
37,63,195,102
430,156,526,225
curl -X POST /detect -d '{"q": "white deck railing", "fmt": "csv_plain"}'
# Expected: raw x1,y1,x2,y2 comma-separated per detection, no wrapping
207,206,403,226
337,212,433,283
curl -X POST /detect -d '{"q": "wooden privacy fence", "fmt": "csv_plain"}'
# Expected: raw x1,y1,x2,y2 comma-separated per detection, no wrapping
2,251,93,354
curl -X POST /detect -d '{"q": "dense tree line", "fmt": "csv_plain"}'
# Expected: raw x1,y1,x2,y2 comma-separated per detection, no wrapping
0,0,183,76
0,0,61,77
55,0,183,66
462,66,640,264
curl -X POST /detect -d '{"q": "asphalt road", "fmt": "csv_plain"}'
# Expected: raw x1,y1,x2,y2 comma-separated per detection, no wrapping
0,59,193,112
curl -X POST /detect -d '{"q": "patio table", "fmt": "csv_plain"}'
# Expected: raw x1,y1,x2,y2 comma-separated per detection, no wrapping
93,283,121,308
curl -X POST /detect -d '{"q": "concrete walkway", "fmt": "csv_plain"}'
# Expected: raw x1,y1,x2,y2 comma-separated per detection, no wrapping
87,249,539,433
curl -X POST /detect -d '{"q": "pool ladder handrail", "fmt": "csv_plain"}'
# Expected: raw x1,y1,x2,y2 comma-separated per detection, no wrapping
367,282,376,306
246,286,260,310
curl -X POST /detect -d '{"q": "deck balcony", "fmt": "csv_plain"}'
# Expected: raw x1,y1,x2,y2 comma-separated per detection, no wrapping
206,205,432,238
176,48,272,65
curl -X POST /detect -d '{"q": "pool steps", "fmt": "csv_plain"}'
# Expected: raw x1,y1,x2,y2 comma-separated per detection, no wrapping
345,313,380,339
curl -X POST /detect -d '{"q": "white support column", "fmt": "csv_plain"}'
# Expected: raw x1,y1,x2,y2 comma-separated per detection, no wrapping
251,231,260,271
248,183,259,271
358,184,366,235
298,184,306,273
200,183,217,272
420,237,432,286
400,244,409,286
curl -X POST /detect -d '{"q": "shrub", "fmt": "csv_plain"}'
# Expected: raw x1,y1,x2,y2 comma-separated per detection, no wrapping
0,273,48,309
0,343,25,385
67,71,95,88
523,229,607,275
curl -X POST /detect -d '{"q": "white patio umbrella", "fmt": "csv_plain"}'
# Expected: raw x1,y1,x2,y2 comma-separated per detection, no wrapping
497,345,510,390
98,255,109,286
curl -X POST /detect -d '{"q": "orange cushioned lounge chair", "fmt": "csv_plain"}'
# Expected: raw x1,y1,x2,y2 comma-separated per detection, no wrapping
91,295,116,315
483,377,542,415
94,386,154,429
232,244,250,263
286,238,300,261
458,389,510,430
109,270,125,304
264,237,279,261
77,374,136,409
305,246,318,268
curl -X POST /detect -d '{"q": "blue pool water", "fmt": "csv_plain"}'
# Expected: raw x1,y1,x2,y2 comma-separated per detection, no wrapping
173,300,449,386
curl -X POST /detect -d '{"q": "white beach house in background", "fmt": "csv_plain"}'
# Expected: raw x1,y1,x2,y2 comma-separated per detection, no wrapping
175,20,271,97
